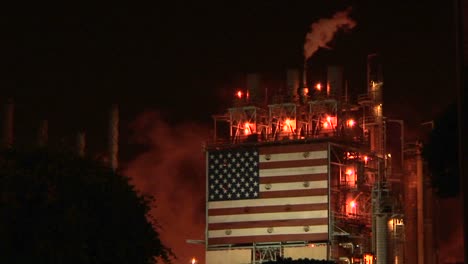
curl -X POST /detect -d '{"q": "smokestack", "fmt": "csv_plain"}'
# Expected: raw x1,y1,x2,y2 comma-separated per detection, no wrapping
109,104,119,171
246,73,261,104
37,120,48,147
3,99,14,149
76,131,86,157
416,141,424,264
327,65,344,99
286,69,300,100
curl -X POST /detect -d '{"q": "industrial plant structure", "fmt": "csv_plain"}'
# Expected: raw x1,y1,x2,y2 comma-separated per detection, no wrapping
204,54,409,264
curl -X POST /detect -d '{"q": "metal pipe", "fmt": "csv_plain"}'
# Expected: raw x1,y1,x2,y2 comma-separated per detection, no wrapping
388,119,405,170
416,141,424,264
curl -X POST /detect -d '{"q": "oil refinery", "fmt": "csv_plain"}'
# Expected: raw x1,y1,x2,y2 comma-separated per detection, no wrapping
203,53,433,264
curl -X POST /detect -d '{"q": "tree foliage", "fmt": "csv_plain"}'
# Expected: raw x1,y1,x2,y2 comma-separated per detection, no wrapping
0,148,172,264
423,102,459,197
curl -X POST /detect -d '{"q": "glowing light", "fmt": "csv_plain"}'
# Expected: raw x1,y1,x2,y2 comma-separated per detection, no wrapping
350,201,356,208
346,169,354,176
191,257,197,264
322,115,336,130
283,119,290,131
303,87,309,95
347,119,355,127
363,156,369,164
387,153,392,158
309,243,316,248
315,83,322,91
236,90,243,99
244,122,251,135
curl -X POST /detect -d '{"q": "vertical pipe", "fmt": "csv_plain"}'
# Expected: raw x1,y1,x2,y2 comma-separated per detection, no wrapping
376,215,388,264
416,141,424,264
76,131,86,157
109,104,119,171
3,99,14,149
37,120,48,147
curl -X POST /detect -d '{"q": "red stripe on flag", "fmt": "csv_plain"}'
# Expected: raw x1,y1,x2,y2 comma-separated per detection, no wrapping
208,218,329,230
209,203,328,216
259,159,328,169
260,173,328,184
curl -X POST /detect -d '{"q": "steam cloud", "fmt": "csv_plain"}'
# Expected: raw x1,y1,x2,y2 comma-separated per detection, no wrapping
124,112,208,264
304,7,356,60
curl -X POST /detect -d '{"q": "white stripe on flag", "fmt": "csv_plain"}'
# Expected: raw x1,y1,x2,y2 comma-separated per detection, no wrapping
260,165,328,177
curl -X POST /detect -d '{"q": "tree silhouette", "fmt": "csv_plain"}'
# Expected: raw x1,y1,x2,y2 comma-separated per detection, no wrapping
0,148,173,264
423,102,459,197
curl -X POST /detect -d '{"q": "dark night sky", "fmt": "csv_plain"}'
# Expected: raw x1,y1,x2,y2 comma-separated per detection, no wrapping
1,1,456,130
0,1,461,263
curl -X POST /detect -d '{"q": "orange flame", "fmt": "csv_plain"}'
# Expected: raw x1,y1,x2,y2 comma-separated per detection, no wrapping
236,90,243,99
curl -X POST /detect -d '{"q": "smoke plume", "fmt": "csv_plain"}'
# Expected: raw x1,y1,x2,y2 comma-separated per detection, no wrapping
124,111,208,264
304,7,356,60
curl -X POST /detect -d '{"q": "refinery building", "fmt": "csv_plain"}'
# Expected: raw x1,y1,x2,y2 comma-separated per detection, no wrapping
203,54,431,264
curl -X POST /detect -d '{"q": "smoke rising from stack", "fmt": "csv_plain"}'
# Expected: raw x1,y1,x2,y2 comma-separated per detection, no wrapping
303,7,356,61
124,111,208,264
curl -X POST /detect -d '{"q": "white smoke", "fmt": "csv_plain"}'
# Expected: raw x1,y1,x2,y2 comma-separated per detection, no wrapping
304,7,356,60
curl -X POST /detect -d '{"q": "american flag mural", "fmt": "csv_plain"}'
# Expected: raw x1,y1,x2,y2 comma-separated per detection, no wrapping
207,143,329,245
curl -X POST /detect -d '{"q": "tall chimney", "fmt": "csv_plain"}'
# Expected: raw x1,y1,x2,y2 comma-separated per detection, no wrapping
3,99,14,149
37,120,48,147
76,131,86,157
286,69,300,101
108,104,119,171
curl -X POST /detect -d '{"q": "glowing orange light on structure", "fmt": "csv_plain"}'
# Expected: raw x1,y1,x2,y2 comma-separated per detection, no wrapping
283,118,290,131
236,90,243,99
191,257,197,264
350,201,356,208
347,119,355,127
244,122,251,135
363,253,374,264
363,156,369,164
303,87,309,96
315,83,322,91
323,122,329,128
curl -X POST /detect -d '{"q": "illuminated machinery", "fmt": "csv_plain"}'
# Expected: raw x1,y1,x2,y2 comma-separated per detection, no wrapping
205,59,403,264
